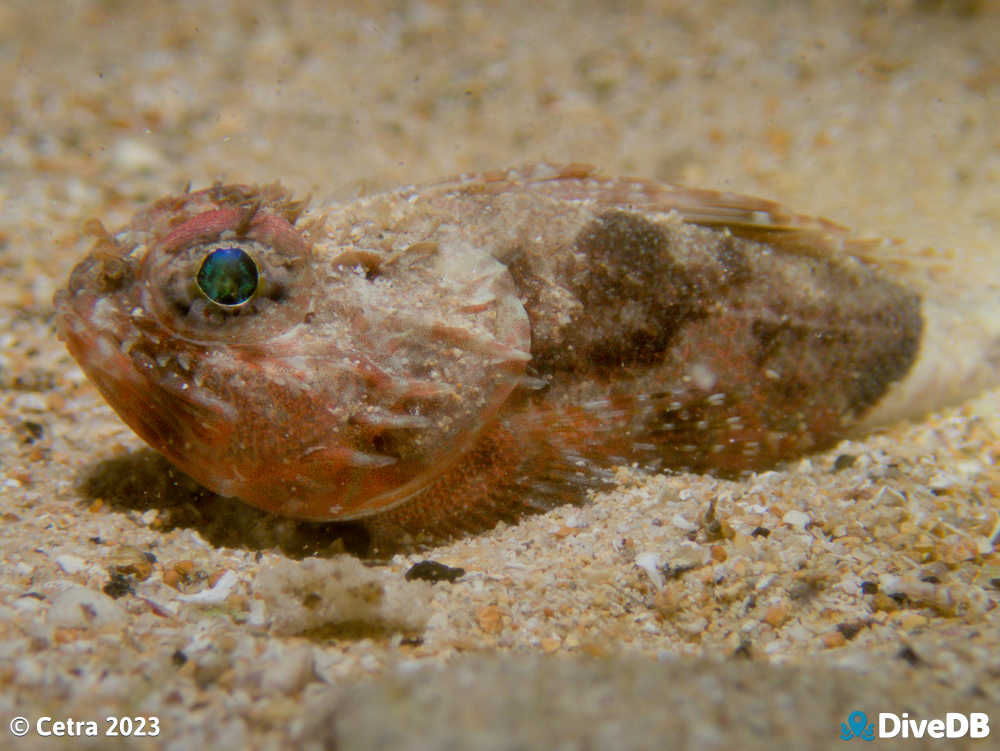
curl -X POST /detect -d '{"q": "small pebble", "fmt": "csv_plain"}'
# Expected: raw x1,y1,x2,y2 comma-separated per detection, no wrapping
54,554,87,574
47,585,127,629
634,552,664,589
176,570,238,604
781,510,810,529
404,560,466,583
668,541,711,569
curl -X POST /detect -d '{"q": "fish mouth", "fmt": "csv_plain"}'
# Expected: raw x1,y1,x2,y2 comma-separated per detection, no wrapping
55,293,236,489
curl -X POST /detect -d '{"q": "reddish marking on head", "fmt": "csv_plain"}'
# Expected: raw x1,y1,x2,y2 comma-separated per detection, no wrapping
158,207,308,257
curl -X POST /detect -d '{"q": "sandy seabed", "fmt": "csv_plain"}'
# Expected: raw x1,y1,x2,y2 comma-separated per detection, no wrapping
1,2,999,749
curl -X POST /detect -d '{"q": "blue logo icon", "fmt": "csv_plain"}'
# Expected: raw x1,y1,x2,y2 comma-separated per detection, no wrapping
841,711,876,741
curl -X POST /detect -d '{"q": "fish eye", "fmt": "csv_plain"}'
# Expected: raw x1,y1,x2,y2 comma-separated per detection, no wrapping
196,246,259,307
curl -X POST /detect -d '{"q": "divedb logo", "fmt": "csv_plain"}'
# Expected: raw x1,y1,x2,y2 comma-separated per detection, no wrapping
841,710,990,741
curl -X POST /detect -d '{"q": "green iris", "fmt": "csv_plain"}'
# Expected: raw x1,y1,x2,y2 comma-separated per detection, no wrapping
196,246,259,306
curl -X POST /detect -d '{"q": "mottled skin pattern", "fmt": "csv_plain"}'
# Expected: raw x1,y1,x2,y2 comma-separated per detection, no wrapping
56,164,922,545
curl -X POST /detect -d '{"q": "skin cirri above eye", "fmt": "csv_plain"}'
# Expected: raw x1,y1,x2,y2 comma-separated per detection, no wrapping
54,165,1000,549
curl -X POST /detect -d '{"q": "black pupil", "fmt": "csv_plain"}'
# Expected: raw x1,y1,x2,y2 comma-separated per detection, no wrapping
197,247,258,306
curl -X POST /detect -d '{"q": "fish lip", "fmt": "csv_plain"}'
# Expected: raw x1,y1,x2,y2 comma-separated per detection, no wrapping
55,277,222,467
53,280,111,358
54,292,139,414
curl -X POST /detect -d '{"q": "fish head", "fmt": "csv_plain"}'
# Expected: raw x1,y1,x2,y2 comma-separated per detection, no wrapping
56,185,531,521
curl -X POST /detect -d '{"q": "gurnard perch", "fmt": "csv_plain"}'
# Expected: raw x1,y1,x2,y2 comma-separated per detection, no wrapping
55,164,1000,544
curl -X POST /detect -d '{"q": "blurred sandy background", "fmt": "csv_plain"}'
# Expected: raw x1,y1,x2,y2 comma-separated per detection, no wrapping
2,1,998,748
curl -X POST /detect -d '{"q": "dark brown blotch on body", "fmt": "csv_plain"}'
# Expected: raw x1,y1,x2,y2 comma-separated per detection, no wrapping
571,211,700,370
515,210,707,375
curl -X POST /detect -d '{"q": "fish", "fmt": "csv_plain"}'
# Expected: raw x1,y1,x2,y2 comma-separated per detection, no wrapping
55,163,1000,545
